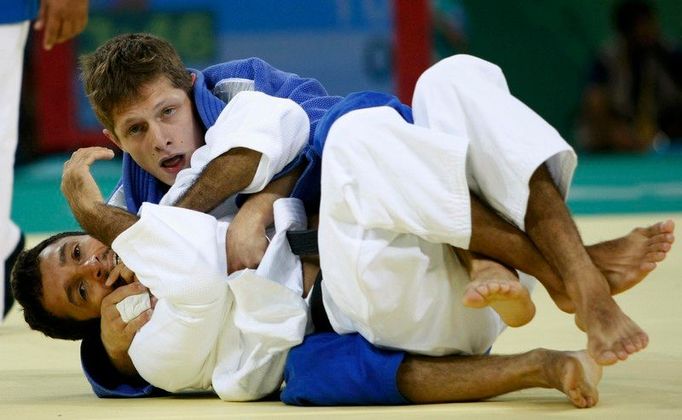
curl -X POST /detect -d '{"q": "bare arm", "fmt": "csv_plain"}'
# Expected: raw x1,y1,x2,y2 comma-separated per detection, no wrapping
61,147,138,246
62,147,150,378
174,147,262,213
226,165,303,273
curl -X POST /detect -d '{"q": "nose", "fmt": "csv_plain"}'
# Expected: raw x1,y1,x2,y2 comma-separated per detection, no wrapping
84,255,105,283
150,123,172,152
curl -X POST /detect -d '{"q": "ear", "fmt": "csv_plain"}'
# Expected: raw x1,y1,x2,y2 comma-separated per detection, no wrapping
191,72,197,86
103,129,123,150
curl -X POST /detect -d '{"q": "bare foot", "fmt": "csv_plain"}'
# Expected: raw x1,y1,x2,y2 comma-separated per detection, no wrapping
588,220,675,295
579,288,649,365
463,266,536,327
543,349,602,408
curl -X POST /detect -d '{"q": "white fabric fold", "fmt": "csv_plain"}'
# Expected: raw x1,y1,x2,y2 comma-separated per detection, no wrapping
112,202,307,400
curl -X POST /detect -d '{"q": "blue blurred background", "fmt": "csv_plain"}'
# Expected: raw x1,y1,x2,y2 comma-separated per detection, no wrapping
12,0,682,233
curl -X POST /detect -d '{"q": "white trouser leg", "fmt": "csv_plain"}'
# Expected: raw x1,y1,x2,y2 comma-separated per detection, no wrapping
1,21,29,316
412,54,577,229
318,106,505,356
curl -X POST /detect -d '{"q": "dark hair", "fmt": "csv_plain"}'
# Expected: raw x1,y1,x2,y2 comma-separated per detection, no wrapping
613,0,654,36
10,232,100,341
79,32,194,133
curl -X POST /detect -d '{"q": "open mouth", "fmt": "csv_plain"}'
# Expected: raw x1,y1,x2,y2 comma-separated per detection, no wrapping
160,154,185,170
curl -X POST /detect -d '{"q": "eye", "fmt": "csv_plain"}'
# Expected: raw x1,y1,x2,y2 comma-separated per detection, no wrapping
162,107,176,117
127,124,142,136
78,281,87,301
73,244,81,261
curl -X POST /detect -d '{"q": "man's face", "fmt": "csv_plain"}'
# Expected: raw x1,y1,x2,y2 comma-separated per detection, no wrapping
104,75,205,186
39,235,120,321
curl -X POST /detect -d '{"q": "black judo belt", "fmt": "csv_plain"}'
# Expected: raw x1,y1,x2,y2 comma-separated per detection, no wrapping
286,230,333,333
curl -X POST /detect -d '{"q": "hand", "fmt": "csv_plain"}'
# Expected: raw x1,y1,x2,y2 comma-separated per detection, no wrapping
106,261,137,287
226,210,269,274
61,147,114,216
34,0,89,51
99,282,151,377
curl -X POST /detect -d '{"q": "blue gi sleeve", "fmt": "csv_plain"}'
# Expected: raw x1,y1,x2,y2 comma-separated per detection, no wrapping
196,58,344,212
80,334,166,398
199,58,343,141
281,332,409,406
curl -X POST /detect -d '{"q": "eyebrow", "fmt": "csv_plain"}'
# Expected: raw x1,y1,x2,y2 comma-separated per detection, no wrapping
66,281,79,307
58,243,67,266
119,97,178,131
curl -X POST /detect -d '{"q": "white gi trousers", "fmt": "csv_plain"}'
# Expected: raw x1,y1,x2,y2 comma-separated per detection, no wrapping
318,55,577,356
0,21,29,317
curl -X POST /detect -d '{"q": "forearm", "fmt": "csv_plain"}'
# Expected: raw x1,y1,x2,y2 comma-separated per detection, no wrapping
225,165,304,273
239,164,303,225
174,147,261,212
73,202,139,247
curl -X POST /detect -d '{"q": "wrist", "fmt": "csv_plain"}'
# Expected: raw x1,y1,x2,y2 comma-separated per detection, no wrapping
107,347,137,377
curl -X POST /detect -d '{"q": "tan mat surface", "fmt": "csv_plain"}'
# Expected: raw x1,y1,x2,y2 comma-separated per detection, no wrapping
1,213,681,419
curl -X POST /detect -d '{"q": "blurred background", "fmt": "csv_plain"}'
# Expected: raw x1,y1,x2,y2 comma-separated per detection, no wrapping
12,0,682,234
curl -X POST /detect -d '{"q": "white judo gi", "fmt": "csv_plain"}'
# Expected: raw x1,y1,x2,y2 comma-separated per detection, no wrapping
318,55,576,356
112,200,310,401
111,54,577,399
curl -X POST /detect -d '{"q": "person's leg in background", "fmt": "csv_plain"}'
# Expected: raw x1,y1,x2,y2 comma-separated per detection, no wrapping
0,20,30,321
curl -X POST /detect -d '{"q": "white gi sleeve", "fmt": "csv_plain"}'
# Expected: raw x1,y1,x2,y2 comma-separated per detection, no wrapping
112,203,230,392
212,270,308,401
111,203,308,399
160,90,310,207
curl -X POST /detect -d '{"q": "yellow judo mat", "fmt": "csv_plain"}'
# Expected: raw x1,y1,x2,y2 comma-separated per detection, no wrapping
1,213,681,419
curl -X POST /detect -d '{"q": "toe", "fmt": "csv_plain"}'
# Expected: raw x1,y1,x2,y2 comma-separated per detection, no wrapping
661,219,675,233
594,349,618,366
622,337,637,354
638,332,650,349
646,251,666,262
639,262,656,272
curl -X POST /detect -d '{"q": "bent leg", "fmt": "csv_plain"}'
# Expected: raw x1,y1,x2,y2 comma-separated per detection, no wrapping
318,107,505,355
412,55,650,365
525,166,648,365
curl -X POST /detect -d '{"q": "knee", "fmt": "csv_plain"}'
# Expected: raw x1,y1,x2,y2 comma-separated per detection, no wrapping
415,54,508,94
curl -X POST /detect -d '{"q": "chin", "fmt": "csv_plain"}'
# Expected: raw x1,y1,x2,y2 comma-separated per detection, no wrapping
156,173,176,187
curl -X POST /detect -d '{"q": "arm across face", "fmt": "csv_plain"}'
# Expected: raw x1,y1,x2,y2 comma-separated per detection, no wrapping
62,147,140,246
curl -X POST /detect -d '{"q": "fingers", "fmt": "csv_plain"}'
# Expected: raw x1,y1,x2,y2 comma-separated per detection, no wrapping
33,1,47,31
35,0,90,51
100,282,151,357
42,11,62,51
226,228,268,274
101,282,148,309
125,308,153,333
105,262,137,287
64,147,115,168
